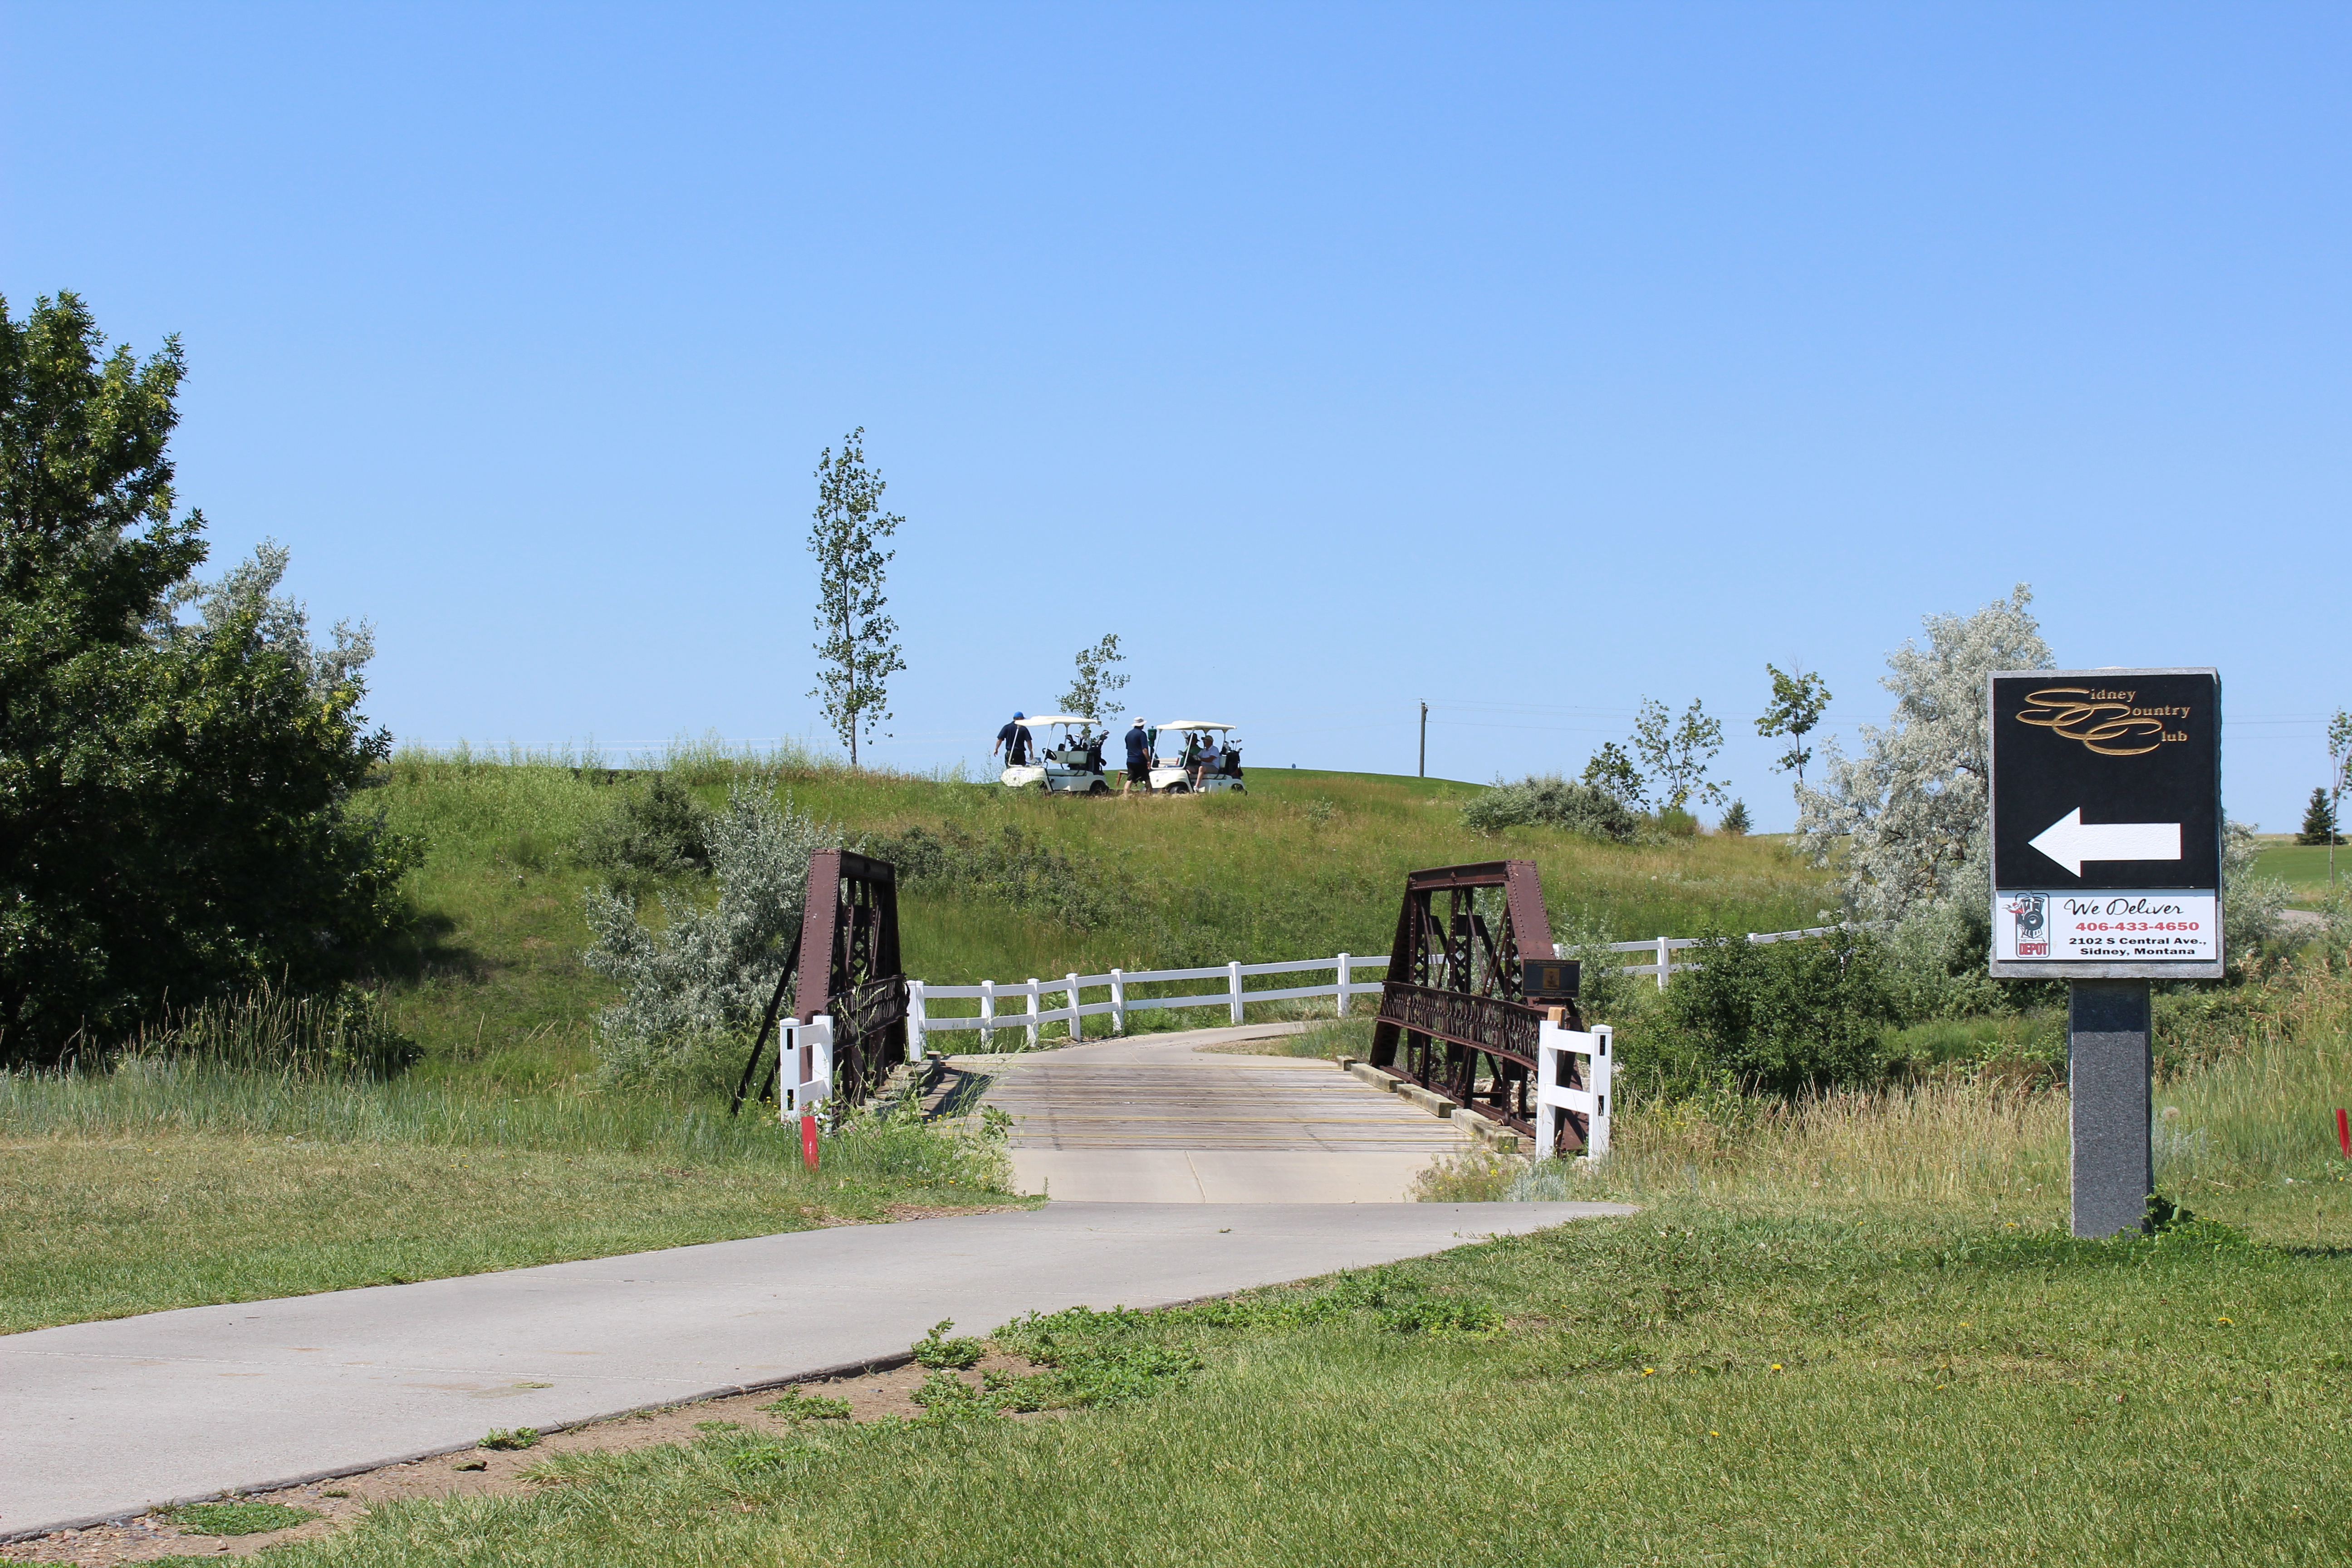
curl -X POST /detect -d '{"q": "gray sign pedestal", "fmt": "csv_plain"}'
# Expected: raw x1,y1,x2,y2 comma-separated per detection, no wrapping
2068,980,2152,1238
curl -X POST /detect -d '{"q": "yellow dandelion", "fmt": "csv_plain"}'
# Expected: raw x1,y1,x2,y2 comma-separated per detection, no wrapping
1642,1367,1655,1376
1770,1363,1783,1372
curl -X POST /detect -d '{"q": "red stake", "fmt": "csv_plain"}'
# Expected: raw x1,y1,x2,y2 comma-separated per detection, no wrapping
2336,1108,2349,1160
801,1111,821,1171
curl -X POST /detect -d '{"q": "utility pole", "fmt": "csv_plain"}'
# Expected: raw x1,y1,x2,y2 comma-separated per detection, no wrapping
1418,701,1427,778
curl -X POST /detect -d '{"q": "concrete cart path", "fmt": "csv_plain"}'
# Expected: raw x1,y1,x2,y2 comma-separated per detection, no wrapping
960,1024,1474,1202
0,1200,1629,1538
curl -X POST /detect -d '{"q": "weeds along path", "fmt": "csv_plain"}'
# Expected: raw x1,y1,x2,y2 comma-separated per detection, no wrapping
958,1024,1474,1202
0,1200,1628,1539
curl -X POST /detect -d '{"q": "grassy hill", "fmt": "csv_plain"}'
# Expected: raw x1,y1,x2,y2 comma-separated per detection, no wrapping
366,753,1836,1084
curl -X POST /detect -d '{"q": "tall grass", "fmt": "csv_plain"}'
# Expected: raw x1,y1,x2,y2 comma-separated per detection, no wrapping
0,1058,1004,1186
1491,950,2352,1217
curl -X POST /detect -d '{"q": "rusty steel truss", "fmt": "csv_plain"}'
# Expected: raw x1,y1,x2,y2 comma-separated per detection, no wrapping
730,848,910,1116
1367,859,1592,1151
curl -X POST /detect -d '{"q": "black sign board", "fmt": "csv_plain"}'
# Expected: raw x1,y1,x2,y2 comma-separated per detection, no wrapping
1519,958,1580,1001
1987,668,2222,979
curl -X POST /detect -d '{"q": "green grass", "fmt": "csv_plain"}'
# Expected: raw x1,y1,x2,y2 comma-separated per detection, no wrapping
191,1196,2352,1567
166,1500,320,1535
364,753,1836,1078
0,1064,1016,1331
2253,836,2351,907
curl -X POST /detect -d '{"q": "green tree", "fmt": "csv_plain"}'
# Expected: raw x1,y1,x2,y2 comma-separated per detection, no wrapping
807,428,906,768
1756,662,1832,789
1631,696,1727,812
2330,708,2352,887
1717,799,1752,836
1580,740,1644,809
1058,632,1128,729
2300,787,2344,846
0,292,416,1063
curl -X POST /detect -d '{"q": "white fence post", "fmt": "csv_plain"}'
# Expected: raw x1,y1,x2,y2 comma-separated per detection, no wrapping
1025,979,1041,1049
1534,1019,1610,1160
1110,969,1127,1034
1655,935,1671,991
1228,960,1244,1025
1065,972,1082,1042
1336,953,1351,1017
906,980,926,1060
980,979,996,1049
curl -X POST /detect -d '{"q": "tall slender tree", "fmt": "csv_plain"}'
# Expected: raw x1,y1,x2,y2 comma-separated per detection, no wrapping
806,428,906,768
1757,662,1833,791
1058,632,1128,730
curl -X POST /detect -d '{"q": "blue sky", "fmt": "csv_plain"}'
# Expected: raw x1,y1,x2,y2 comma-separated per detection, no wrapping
4,2,2343,828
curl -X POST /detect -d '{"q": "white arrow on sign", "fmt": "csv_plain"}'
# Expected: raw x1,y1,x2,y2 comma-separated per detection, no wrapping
2028,808,2181,877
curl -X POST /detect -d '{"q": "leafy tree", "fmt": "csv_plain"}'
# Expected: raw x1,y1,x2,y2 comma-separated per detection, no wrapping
1058,632,1129,728
1717,799,1751,836
1755,662,1832,789
0,292,415,1063
1631,696,1727,813
1580,740,1644,809
2330,708,2352,886
1794,585,2051,927
2298,787,2343,847
807,428,906,768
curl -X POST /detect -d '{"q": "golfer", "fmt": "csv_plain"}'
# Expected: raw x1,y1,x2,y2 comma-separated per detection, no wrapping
992,711,1033,767
1122,717,1152,794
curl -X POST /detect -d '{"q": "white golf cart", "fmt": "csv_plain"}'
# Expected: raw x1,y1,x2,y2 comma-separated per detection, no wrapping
999,715,1111,794
1149,720,1245,794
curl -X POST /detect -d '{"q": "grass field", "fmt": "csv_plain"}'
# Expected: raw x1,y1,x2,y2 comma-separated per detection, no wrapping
2254,836,2350,907
0,1066,1017,1332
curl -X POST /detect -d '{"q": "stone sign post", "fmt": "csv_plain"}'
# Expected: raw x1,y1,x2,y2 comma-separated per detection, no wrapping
1987,669,2223,1238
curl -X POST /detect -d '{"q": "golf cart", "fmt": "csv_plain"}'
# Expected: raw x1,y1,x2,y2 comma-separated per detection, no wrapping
1000,715,1111,794
1149,720,1245,794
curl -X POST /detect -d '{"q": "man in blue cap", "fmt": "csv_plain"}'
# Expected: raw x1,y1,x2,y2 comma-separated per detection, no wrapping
1122,716,1153,794
992,711,1033,768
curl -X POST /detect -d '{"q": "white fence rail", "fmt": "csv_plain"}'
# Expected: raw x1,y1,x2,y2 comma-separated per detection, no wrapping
903,925,1846,1056
779,1015,832,1116
1534,1019,1612,1157
1602,926,1842,989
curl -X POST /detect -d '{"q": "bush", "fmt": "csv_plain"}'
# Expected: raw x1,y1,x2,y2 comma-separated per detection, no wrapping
583,785,834,1088
1717,799,1751,836
1460,775,1639,841
578,772,712,877
1633,928,1897,1096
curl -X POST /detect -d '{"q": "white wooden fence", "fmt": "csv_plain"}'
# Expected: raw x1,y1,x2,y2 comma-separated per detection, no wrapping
906,955,1389,1054
902,924,1843,1055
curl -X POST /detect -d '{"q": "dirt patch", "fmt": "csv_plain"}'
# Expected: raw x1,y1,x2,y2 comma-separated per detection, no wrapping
1,1358,1048,1565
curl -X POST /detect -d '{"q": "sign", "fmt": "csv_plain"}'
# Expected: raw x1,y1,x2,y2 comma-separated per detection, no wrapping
1988,668,2222,978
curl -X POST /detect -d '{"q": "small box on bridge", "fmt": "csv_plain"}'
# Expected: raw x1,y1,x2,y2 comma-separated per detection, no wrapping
1519,957,1580,1001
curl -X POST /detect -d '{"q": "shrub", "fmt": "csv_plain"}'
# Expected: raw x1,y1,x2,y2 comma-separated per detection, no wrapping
583,785,835,1088
578,772,711,877
1634,928,1898,1096
1460,775,1638,841
1717,799,1751,836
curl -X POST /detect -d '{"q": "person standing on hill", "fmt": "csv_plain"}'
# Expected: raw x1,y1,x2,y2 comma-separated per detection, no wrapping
993,711,1033,767
1122,717,1153,795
